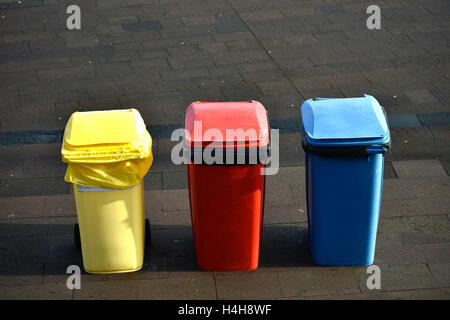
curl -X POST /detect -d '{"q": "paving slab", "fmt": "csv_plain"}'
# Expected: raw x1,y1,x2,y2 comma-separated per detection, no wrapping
138,276,216,300
428,262,450,288
73,279,138,300
407,242,450,264
359,264,437,293
392,159,448,178
215,271,283,300
381,197,450,218
278,267,363,298
0,282,72,300
305,288,450,300
0,263,44,287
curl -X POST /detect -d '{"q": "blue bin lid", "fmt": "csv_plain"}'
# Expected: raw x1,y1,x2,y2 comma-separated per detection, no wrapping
301,95,390,147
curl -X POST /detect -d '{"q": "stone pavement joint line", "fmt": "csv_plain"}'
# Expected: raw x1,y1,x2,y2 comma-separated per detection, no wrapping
1,112,449,145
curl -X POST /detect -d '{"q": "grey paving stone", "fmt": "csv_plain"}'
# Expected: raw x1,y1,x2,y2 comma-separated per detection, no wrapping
299,88,345,100
181,16,217,26
439,158,450,176
212,50,269,66
381,198,450,218
43,194,76,218
74,279,138,300
381,178,417,200
265,177,296,206
390,127,450,160
0,195,46,220
359,264,437,293
387,114,422,129
168,53,214,70
47,234,83,265
161,189,190,211
215,21,247,34
392,159,448,178
0,177,70,197
417,112,450,127
380,216,450,246
160,68,209,81
221,84,263,100
144,190,163,214
43,263,78,285
162,171,187,190
143,172,162,190
0,263,44,287
138,276,216,299
38,65,96,81
374,236,425,266
159,25,214,39
261,223,312,268
148,226,195,261
263,205,307,225
240,10,284,21
0,217,48,236
407,242,450,264
0,235,50,264
240,68,285,83
256,80,298,95
409,176,450,199
431,127,450,140
107,16,138,25
215,271,282,299
384,161,398,179
0,283,72,300
47,216,77,235
428,263,450,288
404,89,439,104
306,288,450,300
271,166,305,185
161,210,191,226
123,20,161,32
279,267,363,298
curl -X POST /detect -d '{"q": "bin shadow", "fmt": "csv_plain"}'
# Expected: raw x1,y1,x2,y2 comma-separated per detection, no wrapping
145,224,314,271
260,224,314,268
0,222,313,279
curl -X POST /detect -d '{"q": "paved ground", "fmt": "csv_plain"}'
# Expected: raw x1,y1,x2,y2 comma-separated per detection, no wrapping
0,0,449,299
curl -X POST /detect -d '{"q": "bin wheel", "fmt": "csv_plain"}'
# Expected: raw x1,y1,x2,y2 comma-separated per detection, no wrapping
145,218,151,247
74,223,81,250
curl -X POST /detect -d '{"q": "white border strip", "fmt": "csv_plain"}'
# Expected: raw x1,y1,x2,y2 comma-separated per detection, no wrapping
77,184,140,192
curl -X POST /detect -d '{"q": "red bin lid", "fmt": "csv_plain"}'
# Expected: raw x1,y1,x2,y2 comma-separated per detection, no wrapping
184,101,269,149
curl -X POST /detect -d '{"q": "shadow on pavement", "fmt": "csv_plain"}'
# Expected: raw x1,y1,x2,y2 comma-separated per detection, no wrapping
0,223,312,278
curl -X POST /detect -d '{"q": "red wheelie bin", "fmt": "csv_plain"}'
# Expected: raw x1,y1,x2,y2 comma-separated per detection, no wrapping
184,101,270,271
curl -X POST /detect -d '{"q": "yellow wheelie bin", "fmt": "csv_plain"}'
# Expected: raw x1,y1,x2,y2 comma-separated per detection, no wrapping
61,109,153,274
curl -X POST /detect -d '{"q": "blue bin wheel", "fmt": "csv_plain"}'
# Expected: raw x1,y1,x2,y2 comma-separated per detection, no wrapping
145,218,151,247
74,223,81,250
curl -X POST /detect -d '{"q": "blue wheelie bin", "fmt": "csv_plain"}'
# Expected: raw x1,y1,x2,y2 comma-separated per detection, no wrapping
301,95,391,266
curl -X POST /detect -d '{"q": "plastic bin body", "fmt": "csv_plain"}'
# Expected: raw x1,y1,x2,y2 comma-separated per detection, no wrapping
184,101,269,271
188,163,265,271
74,183,145,274
61,109,153,274
301,95,390,266
306,153,384,266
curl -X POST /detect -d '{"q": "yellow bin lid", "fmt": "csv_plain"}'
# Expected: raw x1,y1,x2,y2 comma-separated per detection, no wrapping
62,109,152,163
64,109,144,146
